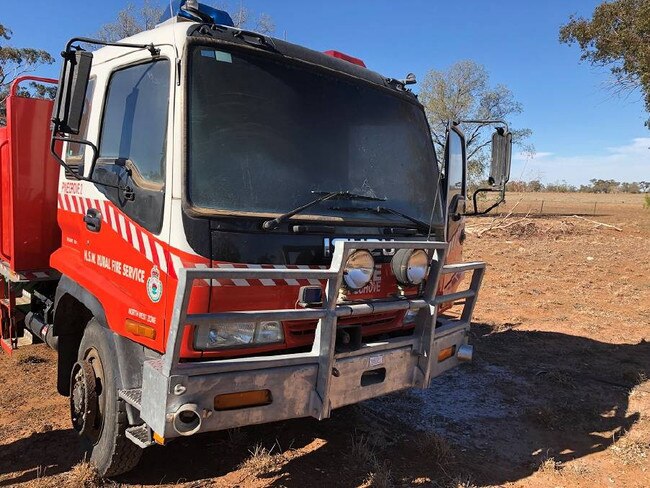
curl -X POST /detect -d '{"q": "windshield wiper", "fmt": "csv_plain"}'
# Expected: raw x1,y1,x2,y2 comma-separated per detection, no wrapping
262,190,386,230
330,205,431,233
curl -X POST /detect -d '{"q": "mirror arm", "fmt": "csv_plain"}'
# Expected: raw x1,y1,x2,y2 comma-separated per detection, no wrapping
64,37,160,56
466,186,506,216
49,136,122,192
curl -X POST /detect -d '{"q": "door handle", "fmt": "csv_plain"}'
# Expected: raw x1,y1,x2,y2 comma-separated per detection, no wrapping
83,208,102,232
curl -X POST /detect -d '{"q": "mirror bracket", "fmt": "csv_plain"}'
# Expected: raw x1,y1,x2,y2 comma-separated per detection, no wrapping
50,36,161,193
458,119,512,216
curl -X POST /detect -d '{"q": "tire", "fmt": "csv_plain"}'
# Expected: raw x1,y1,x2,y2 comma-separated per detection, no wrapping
75,319,142,477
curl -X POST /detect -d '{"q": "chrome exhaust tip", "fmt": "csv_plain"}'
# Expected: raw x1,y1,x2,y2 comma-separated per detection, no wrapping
172,403,202,436
457,344,473,362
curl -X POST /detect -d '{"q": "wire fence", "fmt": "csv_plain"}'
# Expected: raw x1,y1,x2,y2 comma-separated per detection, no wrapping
481,194,645,217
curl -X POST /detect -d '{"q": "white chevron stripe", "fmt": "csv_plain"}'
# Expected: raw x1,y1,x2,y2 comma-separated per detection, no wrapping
141,233,153,262
154,242,167,273
129,222,140,251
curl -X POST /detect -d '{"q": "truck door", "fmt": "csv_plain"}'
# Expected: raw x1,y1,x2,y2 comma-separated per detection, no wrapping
442,125,467,294
55,50,175,353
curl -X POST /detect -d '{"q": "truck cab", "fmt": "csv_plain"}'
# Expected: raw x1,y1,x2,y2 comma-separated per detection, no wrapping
1,1,511,477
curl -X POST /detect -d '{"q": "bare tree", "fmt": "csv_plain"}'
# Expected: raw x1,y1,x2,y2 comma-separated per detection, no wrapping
419,60,531,183
217,2,275,34
95,0,164,42
95,1,275,42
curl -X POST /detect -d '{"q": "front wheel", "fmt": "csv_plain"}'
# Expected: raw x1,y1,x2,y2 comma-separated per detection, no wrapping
70,319,142,477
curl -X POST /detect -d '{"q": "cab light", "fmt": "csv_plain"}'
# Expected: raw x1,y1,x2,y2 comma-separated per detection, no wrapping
391,249,430,286
125,319,156,340
343,250,375,290
214,389,273,411
324,50,366,67
437,345,456,362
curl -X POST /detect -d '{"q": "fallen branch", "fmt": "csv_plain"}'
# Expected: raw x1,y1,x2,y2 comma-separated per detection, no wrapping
570,215,622,232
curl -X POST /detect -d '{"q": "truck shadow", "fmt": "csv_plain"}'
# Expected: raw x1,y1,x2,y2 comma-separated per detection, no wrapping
1,324,646,486
120,324,649,486
0,429,79,487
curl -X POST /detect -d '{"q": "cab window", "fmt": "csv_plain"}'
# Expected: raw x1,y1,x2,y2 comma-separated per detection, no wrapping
98,60,169,186
94,60,170,233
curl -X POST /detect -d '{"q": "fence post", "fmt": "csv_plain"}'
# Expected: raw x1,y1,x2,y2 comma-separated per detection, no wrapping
540,200,544,214
593,202,597,215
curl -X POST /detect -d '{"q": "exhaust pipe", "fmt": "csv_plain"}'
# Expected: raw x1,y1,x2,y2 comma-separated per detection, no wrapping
457,344,473,362
24,312,58,350
172,403,202,436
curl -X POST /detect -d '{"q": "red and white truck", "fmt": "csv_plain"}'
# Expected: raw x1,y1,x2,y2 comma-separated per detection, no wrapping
0,1,511,477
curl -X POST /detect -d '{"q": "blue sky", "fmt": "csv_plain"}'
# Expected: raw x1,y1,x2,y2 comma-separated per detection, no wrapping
4,0,648,185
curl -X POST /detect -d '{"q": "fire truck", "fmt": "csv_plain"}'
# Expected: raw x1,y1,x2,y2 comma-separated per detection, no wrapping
0,0,511,477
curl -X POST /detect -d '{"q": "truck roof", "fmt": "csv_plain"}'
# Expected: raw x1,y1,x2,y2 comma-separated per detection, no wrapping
92,19,416,102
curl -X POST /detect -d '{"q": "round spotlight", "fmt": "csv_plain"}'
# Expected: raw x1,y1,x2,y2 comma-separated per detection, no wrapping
343,250,375,290
391,249,429,285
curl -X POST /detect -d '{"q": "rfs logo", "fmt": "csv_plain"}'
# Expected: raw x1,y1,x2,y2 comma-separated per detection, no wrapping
146,266,163,303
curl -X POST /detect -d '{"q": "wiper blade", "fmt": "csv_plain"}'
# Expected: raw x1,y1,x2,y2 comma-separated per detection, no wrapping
262,190,386,231
330,205,431,232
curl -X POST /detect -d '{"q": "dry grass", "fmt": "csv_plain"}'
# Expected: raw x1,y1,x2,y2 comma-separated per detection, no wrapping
238,441,286,475
537,456,562,474
413,432,452,469
610,437,650,466
351,432,393,488
361,466,393,488
65,462,103,487
446,475,478,488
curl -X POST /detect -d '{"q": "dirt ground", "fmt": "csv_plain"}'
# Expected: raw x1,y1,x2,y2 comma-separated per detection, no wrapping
0,192,648,487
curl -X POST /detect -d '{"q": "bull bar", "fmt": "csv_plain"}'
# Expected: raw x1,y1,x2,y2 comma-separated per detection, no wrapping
120,240,485,446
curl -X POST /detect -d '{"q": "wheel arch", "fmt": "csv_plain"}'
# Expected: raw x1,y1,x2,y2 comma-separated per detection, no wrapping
53,275,146,419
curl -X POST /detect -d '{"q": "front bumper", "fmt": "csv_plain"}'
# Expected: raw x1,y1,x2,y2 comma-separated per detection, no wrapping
120,240,485,446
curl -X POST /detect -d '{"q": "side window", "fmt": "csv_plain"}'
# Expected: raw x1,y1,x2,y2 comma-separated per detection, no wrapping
447,130,465,199
98,60,170,187
94,60,170,233
65,77,96,178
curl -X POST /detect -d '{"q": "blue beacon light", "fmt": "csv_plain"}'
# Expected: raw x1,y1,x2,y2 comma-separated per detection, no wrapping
160,0,235,27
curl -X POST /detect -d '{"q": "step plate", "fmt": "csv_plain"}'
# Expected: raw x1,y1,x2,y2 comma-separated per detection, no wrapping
119,388,143,410
125,424,153,448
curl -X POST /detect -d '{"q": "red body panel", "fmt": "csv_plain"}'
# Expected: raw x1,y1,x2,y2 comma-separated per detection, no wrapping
0,77,61,274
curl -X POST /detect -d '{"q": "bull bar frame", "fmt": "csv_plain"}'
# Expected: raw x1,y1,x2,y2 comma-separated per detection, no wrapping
120,240,485,446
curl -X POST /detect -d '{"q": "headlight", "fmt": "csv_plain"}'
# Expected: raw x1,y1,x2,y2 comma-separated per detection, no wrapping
391,249,429,285
343,250,375,290
194,321,284,350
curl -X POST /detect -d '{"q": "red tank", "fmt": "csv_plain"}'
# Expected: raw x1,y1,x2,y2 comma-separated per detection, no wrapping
0,76,61,276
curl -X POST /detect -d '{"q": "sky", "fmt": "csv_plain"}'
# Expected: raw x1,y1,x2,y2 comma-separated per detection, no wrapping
3,0,649,185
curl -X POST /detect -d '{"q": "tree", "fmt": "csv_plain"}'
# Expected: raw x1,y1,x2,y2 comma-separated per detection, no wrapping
223,2,275,34
418,60,531,183
559,0,650,128
95,1,275,42
0,24,54,125
96,0,164,42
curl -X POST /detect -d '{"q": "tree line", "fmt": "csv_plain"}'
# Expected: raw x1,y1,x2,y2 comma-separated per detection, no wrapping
507,178,650,194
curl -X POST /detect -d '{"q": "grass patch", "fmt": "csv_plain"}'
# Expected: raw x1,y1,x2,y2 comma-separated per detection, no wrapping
413,432,452,470
238,441,286,476
610,437,649,466
537,455,562,473
65,462,103,487
351,432,393,488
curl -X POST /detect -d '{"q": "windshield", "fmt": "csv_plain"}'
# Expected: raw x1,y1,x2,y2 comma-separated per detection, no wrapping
187,45,442,225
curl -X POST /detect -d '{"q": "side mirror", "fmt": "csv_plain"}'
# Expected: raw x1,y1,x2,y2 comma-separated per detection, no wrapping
489,128,512,189
52,50,93,135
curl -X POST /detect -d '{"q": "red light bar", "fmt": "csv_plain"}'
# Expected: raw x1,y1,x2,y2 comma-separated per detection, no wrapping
324,50,366,68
